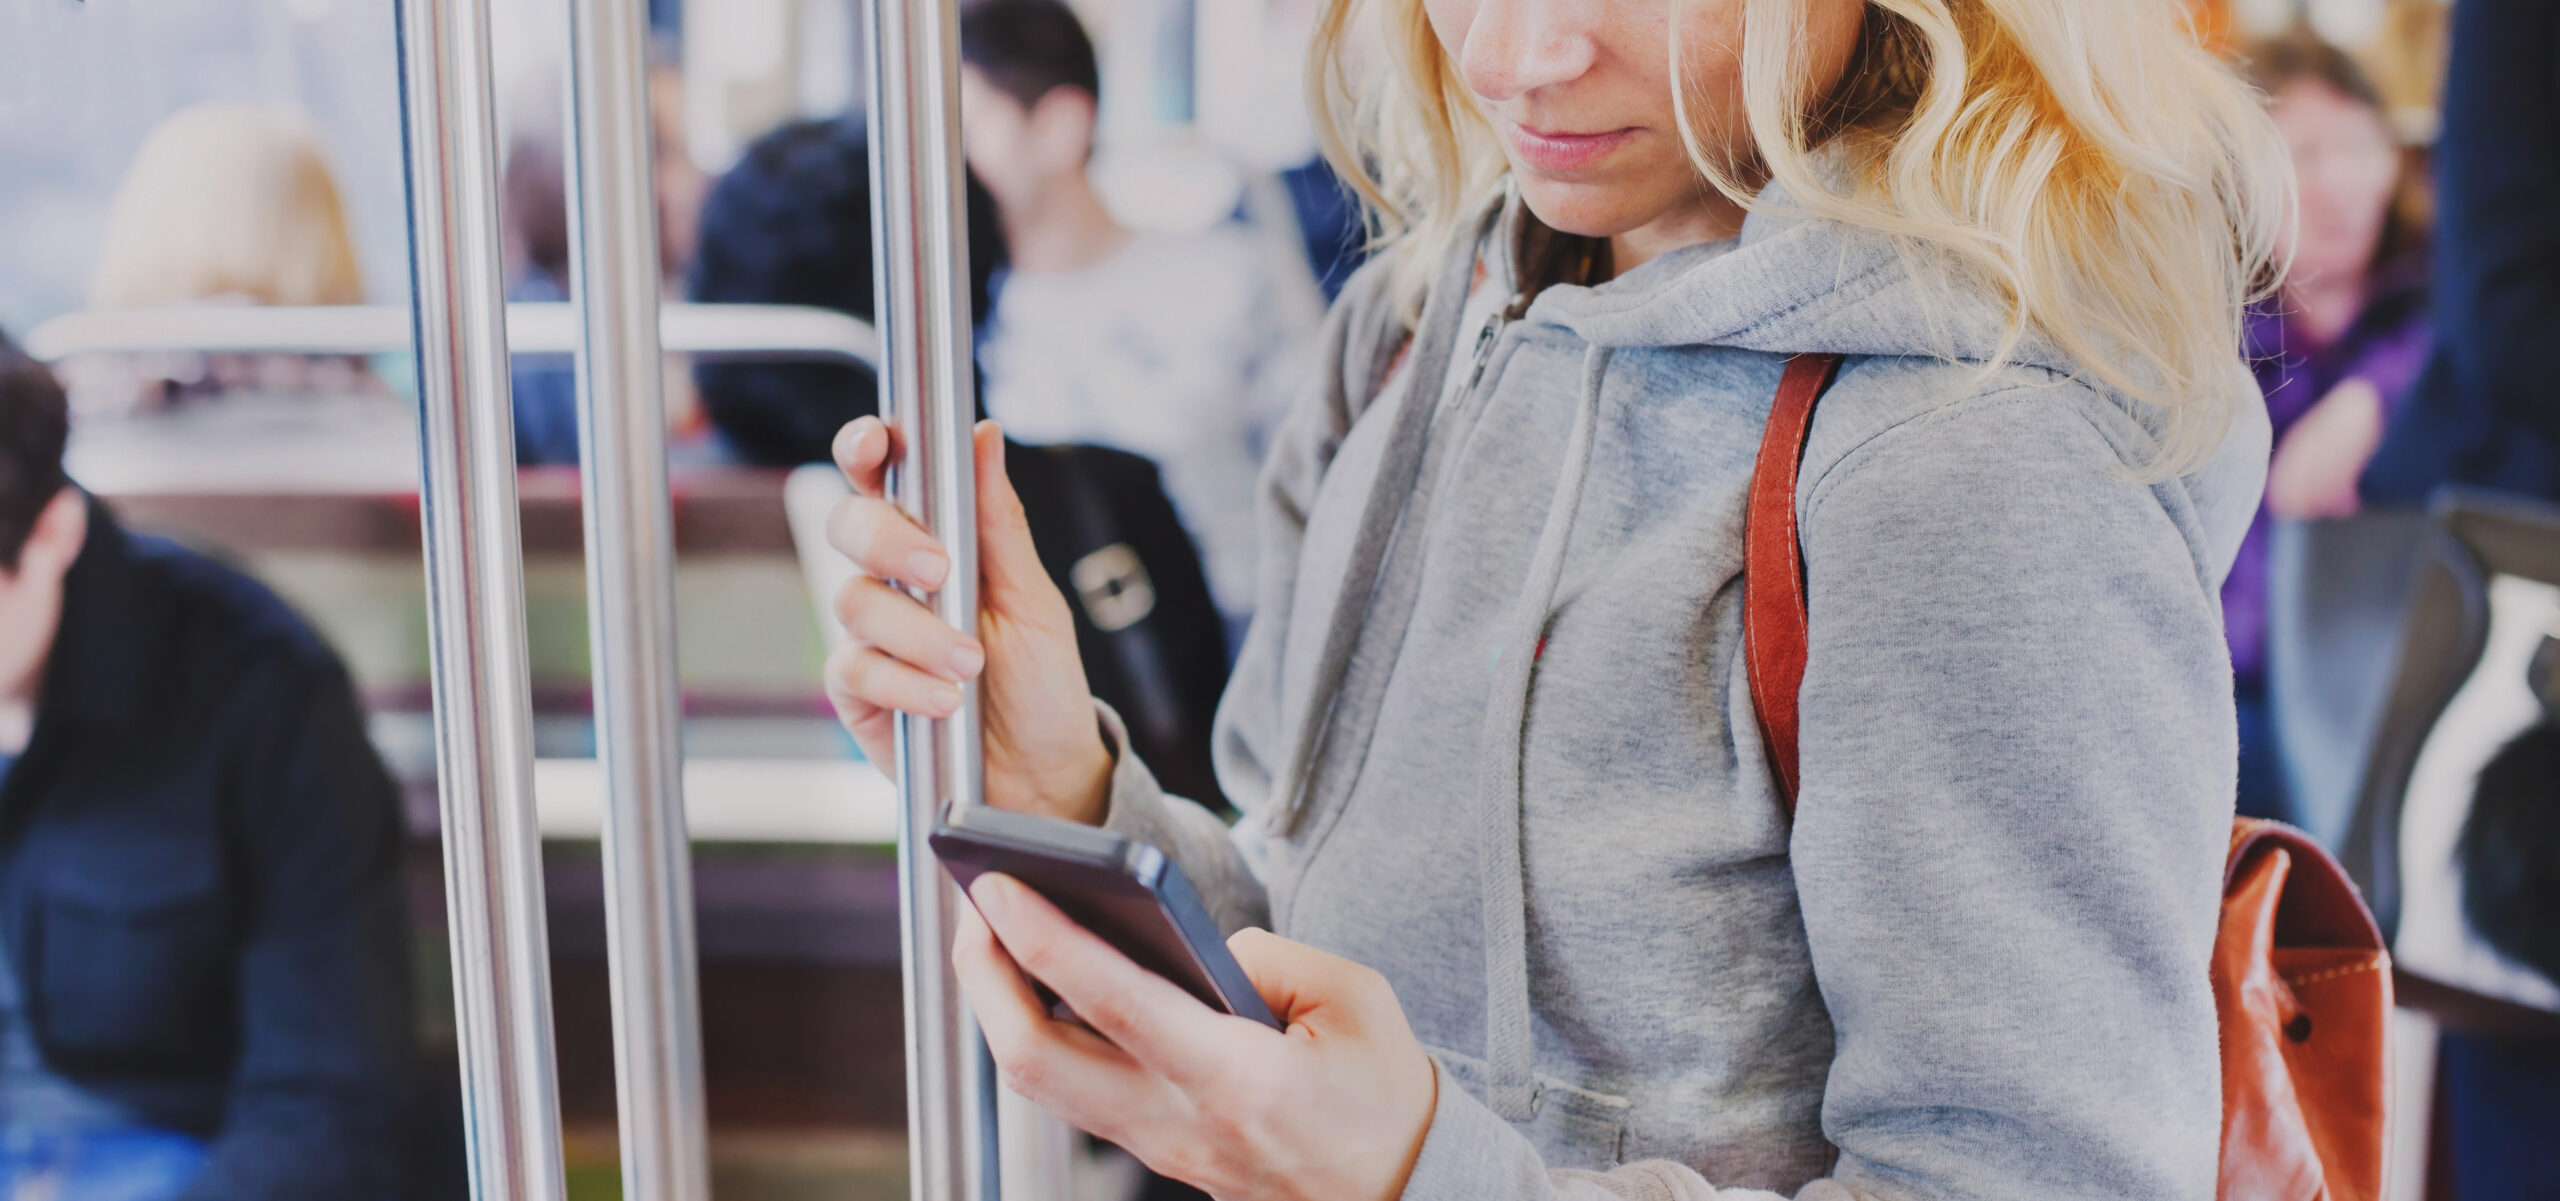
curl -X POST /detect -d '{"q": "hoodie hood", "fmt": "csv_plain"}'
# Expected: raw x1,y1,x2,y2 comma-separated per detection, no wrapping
1518,184,2091,383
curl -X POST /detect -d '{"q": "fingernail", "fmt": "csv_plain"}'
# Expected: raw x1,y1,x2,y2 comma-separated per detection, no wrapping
971,874,1014,917
949,643,984,677
930,683,962,715
908,549,949,588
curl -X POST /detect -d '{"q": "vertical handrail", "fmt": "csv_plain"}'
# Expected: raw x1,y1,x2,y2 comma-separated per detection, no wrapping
862,0,988,1195
561,0,712,1198
393,0,569,1196
997,1088,1077,1201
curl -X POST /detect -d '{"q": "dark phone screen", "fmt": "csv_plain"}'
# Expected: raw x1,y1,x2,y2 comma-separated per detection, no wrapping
930,809,1280,1029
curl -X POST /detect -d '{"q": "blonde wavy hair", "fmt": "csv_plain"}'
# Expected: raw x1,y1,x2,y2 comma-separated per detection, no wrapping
1309,0,2292,470
90,103,366,310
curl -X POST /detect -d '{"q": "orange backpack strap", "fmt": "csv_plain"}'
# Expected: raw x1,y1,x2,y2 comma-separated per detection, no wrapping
1743,353,1844,813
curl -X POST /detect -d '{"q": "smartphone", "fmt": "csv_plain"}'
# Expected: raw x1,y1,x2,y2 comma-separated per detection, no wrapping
930,804,1283,1030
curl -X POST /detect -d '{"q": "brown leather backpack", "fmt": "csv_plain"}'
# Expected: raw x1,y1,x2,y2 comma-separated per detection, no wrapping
1742,353,2394,1200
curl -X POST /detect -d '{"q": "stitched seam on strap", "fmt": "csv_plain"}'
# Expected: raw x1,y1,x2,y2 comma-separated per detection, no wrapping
2283,956,2390,988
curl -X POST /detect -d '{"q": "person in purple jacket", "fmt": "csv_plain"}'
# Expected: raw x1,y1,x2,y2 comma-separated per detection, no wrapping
2228,34,2432,823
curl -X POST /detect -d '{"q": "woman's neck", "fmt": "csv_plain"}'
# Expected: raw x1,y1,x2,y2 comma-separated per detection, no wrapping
2284,270,2368,348
1001,176,1132,276
1605,190,1750,278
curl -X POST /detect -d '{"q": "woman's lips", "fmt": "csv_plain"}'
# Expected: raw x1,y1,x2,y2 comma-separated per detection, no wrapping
1504,122,1637,172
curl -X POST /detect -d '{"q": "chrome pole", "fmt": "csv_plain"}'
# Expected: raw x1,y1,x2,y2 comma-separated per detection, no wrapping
561,0,711,1197
997,1086,1077,1201
393,0,568,1195
861,0,987,1194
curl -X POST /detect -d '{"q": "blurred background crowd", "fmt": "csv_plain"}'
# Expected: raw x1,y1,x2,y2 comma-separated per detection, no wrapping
0,0,2553,1196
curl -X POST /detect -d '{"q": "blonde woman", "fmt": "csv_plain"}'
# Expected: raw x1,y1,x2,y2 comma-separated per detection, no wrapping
73,102,377,412
827,0,2285,1196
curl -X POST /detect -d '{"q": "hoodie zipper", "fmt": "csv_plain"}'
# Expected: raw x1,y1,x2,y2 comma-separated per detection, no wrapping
1453,291,1535,410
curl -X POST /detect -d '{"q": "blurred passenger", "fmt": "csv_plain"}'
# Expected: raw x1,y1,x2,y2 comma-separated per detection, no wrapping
686,116,1009,465
500,122,583,465
1195,0,1371,300
0,334,414,1197
959,0,1314,626
2362,0,2560,505
499,55,706,466
2226,34,2431,823
1281,156,1370,302
65,103,386,416
2372,0,2560,1192
647,47,711,285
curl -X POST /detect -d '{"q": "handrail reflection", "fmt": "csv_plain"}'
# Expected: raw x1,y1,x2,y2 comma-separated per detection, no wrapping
23,302,881,367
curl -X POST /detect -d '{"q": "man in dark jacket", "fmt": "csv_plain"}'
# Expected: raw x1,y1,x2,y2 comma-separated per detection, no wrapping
0,334,413,1197
2361,0,2560,503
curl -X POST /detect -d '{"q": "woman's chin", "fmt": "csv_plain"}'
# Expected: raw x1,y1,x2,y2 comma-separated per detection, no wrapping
1512,174,1667,242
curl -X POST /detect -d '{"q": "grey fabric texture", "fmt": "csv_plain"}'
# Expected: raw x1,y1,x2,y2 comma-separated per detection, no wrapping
1094,187,2267,1201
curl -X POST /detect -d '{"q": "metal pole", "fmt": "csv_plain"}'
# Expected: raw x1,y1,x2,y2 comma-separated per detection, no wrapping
393,0,568,1196
997,1087,1076,1201
561,0,711,1198
861,0,988,1195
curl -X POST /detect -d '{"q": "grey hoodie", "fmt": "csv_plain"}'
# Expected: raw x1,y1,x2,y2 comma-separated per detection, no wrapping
1096,191,2268,1200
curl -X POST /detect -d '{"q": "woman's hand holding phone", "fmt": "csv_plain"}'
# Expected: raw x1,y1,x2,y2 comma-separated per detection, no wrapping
833,416,1437,1193
823,416,1113,824
956,872,1437,1201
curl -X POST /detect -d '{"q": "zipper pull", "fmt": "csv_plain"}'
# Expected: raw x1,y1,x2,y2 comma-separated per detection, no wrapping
1461,291,1538,395
1463,318,1502,389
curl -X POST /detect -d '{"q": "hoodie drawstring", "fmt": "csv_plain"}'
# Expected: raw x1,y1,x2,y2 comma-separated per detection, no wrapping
1263,208,1611,1129
1473,344,1611,1121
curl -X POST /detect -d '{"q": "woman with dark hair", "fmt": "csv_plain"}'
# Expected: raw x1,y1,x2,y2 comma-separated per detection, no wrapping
2228,33,2433,823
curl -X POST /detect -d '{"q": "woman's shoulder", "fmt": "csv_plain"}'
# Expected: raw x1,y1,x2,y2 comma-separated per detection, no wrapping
1798,356,2124,478
1795,354,2266,586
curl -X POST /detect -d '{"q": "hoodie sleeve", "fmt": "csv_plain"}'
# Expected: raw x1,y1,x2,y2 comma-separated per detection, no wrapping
1096,259,1402,935
1395,381,2232,1201
1788,383,2230,1201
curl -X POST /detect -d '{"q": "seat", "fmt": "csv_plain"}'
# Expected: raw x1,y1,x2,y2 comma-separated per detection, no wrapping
2339,488,2560,1034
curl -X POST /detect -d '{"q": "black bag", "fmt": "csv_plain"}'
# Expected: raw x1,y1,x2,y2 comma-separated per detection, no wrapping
1004,440,1233,812
2459,631,2560,988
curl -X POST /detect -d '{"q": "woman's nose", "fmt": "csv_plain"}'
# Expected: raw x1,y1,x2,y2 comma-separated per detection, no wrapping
1457,0,1600,104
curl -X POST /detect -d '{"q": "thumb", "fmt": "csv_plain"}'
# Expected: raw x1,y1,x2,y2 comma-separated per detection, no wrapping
973,422,1051,605
1226,928,1394,1031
